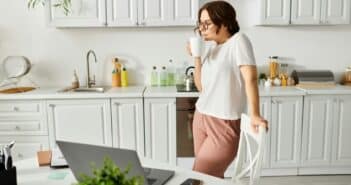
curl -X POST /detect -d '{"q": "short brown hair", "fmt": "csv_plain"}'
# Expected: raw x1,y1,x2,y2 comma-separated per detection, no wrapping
196,1,240,36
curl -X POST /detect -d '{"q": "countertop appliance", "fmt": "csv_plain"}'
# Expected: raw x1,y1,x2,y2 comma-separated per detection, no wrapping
291,70,335,87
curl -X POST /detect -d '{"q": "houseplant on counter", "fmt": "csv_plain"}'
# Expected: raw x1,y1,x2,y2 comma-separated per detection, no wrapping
75,157,144,185
27,0,72,15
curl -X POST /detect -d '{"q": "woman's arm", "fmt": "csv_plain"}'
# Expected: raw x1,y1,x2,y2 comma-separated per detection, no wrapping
194,57,202,92
187,43,202,92
240,65,268,131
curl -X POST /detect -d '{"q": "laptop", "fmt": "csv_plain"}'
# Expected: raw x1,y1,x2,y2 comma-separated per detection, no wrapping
56,140,174,185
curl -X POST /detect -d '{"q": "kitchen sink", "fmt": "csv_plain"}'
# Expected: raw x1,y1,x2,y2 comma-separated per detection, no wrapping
73,87,105,93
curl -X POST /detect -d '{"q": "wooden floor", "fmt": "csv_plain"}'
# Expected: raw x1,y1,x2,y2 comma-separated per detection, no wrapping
226,175,351,185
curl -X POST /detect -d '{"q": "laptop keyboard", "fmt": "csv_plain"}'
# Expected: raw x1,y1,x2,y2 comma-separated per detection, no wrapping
147,178,157,185
144,167,152,175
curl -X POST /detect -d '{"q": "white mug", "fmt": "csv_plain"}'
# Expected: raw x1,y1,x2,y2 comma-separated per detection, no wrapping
189,37,203,58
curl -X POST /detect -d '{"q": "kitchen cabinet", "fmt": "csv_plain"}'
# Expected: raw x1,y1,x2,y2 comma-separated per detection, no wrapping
300,94,351,174
111,98,144,157
144,98,176,165
301,95,334,167
256,0,351,25
260,97,272,169
0,100,49,160
106,0,138,27
47,99,112,147
48,0,198,27
331,95,351,166
137,0,198,26
270,96,303,168
291,0,350,24
46,0,107,27
256,0,292,25
291,0,322,24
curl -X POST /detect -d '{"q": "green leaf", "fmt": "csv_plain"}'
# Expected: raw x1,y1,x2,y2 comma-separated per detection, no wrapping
74,156,144,185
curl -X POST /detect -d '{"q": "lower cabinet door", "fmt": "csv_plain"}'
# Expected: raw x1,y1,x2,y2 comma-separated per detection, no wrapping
0,136,49,161
47,99,112,147
331,95,351,166
271,96,303,168
111,98,144,157
301,96,333,167
144,98,176,165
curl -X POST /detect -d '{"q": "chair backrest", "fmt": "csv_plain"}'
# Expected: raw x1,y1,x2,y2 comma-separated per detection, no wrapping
231,113,267,185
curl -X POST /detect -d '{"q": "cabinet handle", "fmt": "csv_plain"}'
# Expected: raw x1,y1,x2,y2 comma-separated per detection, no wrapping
13,107,19,112
271,100,281,104
135,22,139,26
114,102,120,106
15,126,20,130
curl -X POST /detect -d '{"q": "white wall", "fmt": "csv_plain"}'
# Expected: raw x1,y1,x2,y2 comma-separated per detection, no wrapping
0,0,350,87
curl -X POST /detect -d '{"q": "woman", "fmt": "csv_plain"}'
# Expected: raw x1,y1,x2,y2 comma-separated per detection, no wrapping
187,1,268,178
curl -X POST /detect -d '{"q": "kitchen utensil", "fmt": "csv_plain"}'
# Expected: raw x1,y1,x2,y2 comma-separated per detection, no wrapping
184,66,196,91
0,87,36,94
3,141,15,170
3,56,31,78
0,148,4,170
0,56,32,87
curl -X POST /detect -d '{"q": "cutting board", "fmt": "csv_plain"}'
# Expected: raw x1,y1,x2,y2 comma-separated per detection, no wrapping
0,87,36,94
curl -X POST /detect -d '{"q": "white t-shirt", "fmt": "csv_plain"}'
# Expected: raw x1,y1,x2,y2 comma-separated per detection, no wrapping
195,32,256,120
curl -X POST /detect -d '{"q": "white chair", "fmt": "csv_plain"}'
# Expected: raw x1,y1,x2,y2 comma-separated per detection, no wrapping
231,113,267,185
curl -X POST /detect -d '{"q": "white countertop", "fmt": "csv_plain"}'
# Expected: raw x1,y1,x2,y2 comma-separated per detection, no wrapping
0,86,146,100
296,85,351,95
144,86,306,98
259,86,306,96
1,85,351,100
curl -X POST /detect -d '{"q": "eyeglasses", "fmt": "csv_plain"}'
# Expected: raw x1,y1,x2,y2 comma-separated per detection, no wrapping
196,21,213,31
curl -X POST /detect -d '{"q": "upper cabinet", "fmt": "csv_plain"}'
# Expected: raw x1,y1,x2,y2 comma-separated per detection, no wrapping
107,0,138,27
257,0,292,25
323,0,351,24
46,0,107,27
291,0,322,24
257,0,351,25
47,0,198,27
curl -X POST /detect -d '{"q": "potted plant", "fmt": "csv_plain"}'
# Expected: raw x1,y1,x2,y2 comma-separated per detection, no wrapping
75,157,144,185
27,0,72,15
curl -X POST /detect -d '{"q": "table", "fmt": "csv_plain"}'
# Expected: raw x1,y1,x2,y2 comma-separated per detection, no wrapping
15,158,234,185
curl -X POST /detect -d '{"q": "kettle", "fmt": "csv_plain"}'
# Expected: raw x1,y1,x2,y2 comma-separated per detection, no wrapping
184,66,196,91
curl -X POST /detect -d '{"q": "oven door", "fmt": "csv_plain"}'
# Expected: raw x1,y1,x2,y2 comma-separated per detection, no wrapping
177,110,195,157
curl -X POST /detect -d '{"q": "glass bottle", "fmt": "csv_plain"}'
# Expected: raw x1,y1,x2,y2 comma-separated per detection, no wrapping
159,66,167,86
167,59,175,86
150,66,158,86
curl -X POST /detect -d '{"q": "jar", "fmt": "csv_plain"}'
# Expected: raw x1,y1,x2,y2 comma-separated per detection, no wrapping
345,67,351,82
268,56,279,79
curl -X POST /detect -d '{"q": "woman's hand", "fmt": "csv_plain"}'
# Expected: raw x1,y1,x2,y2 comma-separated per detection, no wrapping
250,115,268,133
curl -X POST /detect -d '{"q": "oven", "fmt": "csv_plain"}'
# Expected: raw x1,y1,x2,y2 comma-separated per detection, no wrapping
176,97,197,169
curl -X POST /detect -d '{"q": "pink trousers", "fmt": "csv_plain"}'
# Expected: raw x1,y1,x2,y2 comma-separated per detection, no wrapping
192,110,241,178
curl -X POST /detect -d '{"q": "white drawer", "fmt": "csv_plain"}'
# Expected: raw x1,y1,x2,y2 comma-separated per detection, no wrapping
0,118,47,135
0,136,49,161
0,101,42,116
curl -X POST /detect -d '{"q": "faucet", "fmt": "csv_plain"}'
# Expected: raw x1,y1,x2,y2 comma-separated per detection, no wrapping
86,50,97,88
